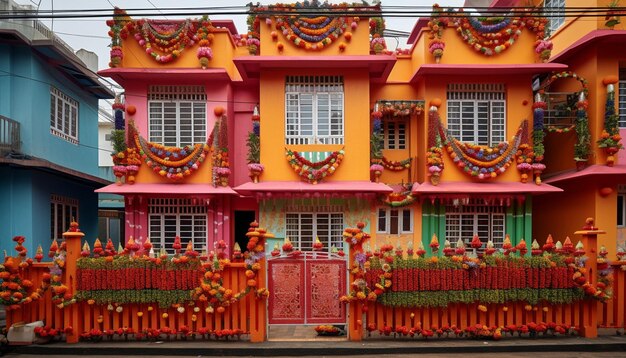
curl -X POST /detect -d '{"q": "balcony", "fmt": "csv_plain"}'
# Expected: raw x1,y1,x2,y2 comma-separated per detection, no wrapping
543,92,578,127
0,115,20,154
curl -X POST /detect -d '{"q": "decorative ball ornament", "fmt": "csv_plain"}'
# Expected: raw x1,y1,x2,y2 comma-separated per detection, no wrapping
599,187,613,197
430,98,442,108
602,75,619,86
126,105,137,116
214,106,225,117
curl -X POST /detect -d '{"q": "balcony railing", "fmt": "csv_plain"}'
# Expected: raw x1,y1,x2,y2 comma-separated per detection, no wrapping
0,115,21,154
543,91,578,127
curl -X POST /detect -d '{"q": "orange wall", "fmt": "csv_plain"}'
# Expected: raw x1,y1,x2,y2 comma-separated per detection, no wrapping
259,69,371,181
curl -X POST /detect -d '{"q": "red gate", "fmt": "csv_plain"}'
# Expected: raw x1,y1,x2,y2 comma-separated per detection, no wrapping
268,252,346,325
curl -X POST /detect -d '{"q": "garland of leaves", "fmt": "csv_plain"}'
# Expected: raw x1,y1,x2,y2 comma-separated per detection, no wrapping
209,111,230,184
427,107,444,184
106,8,214,65
286,148,344,184
380,156,412,171
428,5,552,60
130,121,209,182
597,78,623,165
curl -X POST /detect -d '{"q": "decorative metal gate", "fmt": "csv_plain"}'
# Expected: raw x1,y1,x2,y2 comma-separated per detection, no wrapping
268,252,346,325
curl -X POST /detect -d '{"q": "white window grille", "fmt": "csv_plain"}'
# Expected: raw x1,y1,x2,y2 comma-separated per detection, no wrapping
619,74,626,128
383,121,407,149
377,208,413,234
50,87,79,144
148,86,207,147
285,212,344,251
445,199,506,249
447,83,506,146
50,194,79,240
543,0,565,33
285,76,344,145
148,198,207,255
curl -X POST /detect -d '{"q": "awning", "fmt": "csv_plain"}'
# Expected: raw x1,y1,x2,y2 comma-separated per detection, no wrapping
410,63,568,82
412,181,563,195
95,183,238,195
98,68,231,87
235,181,393,196
544,165,626,185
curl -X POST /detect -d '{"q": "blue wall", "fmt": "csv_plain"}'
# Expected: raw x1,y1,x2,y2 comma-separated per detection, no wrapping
0,44,101,177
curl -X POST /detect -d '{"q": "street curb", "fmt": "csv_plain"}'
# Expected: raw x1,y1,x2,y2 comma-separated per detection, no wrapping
5,341,626,356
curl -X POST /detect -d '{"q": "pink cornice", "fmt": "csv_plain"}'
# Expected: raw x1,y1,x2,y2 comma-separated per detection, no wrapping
96,183,238,195
549,30,626,64
544,165,626,185
234,180,393,195
412,181,562,195
98,68,231,87
411,63,568,82
233,55,396,82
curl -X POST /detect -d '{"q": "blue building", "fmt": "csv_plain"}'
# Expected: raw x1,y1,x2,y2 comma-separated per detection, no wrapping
0,0,114,256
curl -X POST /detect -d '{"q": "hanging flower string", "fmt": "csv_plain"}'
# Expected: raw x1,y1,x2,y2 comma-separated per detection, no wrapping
382,191,416,207
428,5,552,60
597,75,623,166
129,121,209,182
379,156,412,171
286,148,345,184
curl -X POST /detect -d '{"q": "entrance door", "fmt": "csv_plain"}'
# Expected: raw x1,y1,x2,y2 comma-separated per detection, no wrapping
268,252,346,325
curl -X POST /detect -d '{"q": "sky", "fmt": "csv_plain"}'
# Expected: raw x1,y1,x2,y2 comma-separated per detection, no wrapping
16,0,465,77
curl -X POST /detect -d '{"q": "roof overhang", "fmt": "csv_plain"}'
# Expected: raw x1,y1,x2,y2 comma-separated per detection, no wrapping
412,180,563,197
98,68,231,87
410,63,568,83
544,165,626,185
0,156,111,186
550,30,626,63
233,55,396,82
96,183,238,195
235,180,393,197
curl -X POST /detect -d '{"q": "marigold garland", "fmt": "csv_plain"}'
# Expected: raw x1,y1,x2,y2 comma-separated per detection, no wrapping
379,156,412,171
286,148,344,184
382,191,416,207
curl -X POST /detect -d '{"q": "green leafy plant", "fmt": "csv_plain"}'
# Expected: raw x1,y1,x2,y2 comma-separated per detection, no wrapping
246,132,260,164
110,129,127,154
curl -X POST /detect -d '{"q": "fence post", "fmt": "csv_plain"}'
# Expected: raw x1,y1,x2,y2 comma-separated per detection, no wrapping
348,249,363,341
250,258,267,342
62,223,84,343
574,218,605,338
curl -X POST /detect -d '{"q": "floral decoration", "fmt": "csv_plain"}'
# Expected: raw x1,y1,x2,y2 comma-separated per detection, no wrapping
378,100,424,118
427,106,444,185
130,121,209,182
379,156,412,171
0,237,49,310
107,8,214,65
286,149,344,184
49,237,76,308
314,325,342,336
249,1,374,52
429,5,552,60
247,106,263,182
209,108,230,186
597,76,623,166
371,107,384,161
382,190,416,207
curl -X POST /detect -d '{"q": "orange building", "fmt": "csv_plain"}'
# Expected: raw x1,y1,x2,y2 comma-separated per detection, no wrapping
94,0,626,332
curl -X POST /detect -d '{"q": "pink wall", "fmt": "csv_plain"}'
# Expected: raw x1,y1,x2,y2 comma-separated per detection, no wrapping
232,83,260,187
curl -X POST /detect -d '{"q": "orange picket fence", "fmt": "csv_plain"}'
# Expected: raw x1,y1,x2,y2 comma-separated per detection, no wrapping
598,261,626,330
5,261,267,342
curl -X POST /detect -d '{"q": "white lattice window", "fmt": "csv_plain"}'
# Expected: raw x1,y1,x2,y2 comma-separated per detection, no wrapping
445,199,506,249
617,69,626,128
285,76,344,145
148,86,207,147
447,84,506,146
50,87,79,144
543,0,565,33
383,121,407,149
285,212,344,251
148,198,207,255
377,208,412,234
50,195,79,240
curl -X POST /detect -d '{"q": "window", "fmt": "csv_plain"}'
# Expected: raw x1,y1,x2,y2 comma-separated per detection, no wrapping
445,199,506,249
618,186,626,227
447,83,506,146
544,0,565,33
98,210,124,248
50,87,79,144
50,195,79,240
285,212,344,251
148,86,206,147
377,208,413,234
285,76,344,145
383,121,407,149
148,198,207,255
617,69,626,128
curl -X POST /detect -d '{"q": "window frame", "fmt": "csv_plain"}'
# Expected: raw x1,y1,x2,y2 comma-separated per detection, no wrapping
618,78,626,129
148,198,207,255
445,199,506,249
285,212,344,251
50,87,79,144
147,85,207,147
446,83,506,146
50,194,79,240
543,0,565,33
285,76,344,145
382,120,407,150
618,186,626,227
376,207,413,235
